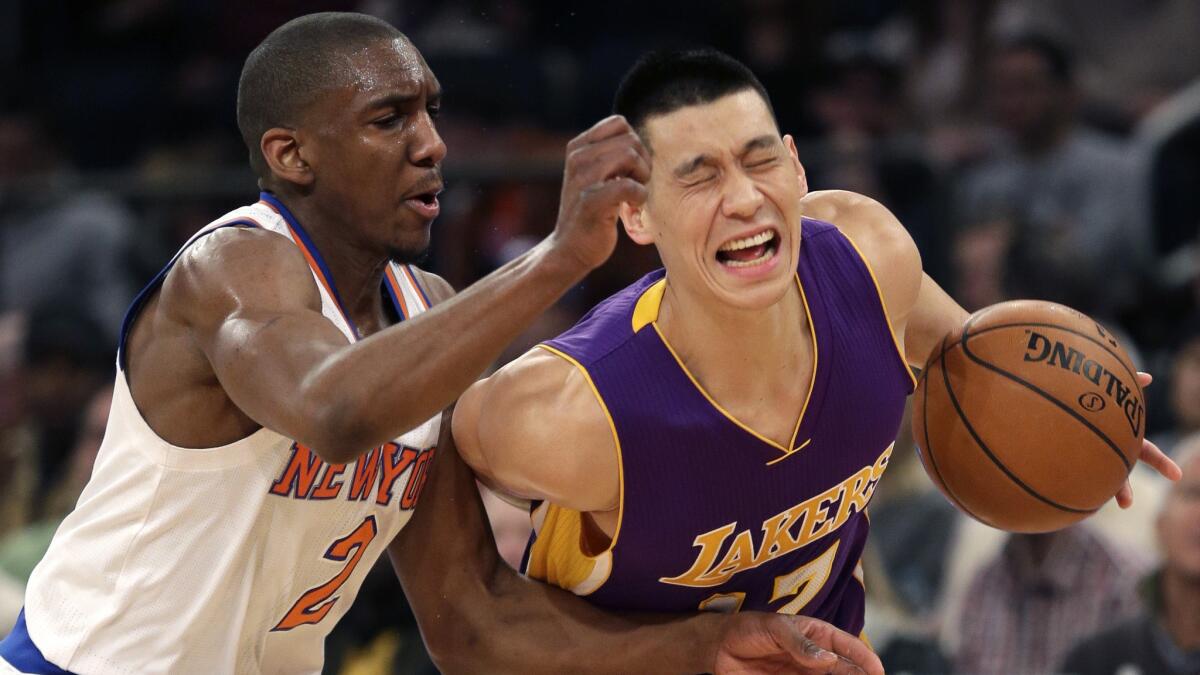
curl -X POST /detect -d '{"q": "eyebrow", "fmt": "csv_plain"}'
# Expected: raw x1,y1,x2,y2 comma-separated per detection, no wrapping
672,134,780,178
364,87,442,111
742,134,778,154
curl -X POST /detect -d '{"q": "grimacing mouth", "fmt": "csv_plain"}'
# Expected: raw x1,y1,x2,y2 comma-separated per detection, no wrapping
714,227,780,267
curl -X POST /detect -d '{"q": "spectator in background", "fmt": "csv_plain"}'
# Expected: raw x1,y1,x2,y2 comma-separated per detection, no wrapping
954,33,1149,321
0,312,35,539
1060,437,1200,675
14,304,112,517
0,380,110,641
1153,318,1200,458
808,42,951,284
0,385,110,586
1134,84,1200,351
0,111,139,339
953,525,1147,674
1002,0,1200,128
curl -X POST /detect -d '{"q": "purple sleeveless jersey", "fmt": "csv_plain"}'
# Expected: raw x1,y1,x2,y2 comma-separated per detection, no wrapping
522,218,916,634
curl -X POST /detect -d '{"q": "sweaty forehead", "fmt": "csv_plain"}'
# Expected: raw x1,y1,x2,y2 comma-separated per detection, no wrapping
341,37,433,99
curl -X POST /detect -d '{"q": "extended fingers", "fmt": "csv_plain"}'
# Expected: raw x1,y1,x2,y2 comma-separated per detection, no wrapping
567,131,651,185
1116,480,1133,509
1141,437,1182,480
824,627,884,675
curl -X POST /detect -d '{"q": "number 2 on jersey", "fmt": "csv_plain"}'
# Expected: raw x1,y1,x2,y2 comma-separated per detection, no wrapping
696,541,840,615
273,516,378,631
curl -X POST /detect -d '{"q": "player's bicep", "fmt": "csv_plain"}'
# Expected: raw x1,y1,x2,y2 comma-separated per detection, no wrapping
167,228,352,438
907,273,970,367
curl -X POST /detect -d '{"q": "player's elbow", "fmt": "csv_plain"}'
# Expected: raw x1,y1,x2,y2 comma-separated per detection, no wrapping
420,622,488,675
416,574,505,673
294,394,376,464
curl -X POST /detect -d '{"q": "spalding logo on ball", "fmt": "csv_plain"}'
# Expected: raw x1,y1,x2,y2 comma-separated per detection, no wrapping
912,300,1144,533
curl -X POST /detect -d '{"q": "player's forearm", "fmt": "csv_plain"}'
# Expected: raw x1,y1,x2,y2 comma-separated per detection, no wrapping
430,566,725,675
301,239,585,460
395,425,725,674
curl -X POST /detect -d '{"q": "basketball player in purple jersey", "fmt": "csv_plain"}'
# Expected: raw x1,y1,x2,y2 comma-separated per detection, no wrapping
453,49,1180,642
0,17,881,675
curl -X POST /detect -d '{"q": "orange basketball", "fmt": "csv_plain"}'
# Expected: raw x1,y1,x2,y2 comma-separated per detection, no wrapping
912,300,1145,533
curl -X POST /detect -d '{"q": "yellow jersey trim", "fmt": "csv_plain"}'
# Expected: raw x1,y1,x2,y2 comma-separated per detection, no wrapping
524,344,626,595
838,231,919,390
764,437,813,467
649,274,819,455
631,277,667,333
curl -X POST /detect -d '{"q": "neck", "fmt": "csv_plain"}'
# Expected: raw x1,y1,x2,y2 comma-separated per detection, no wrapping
1162,568,1200,650
656,276,805,399
274,191,390,332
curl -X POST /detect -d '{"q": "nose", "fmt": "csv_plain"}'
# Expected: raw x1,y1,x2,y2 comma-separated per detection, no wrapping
409,111,447,167
720,168,764,220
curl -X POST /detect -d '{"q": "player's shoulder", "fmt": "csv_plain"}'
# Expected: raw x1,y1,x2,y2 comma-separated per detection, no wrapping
801,190,907,246
545,270,666,366
488,347,596,420
457,346,616,507
407,266,456,305
471,347,610,452
801,190,922,289
163,225,319,323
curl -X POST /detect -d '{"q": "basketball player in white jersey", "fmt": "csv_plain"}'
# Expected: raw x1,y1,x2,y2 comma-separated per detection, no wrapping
0,12,882,675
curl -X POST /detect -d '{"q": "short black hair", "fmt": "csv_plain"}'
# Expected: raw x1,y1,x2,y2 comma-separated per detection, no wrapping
613,48,775,145
237,12,405,178
995,33,1075,85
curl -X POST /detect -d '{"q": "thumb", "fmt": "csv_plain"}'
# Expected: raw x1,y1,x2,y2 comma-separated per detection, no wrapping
770,617,839,669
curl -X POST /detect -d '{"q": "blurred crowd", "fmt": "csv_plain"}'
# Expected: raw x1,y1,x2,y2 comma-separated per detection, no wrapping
2,1,1199,674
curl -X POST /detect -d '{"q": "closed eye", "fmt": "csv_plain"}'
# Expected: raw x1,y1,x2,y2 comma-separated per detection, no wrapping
684,174,717,188
372,113,403,129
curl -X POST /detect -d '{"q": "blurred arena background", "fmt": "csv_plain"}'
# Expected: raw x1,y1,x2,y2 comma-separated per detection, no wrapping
2,1,1199,673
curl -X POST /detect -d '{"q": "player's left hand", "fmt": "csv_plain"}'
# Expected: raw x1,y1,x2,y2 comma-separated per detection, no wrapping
1115,372,1182,508
714,612,884,675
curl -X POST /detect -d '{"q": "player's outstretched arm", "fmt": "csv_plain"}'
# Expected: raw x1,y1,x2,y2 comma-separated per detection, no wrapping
174,115,649,464
799,193,1182,506
388,416,883,675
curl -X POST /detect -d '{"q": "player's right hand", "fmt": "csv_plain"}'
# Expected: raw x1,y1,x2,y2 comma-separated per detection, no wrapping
714,613,884,675
548,114,650,271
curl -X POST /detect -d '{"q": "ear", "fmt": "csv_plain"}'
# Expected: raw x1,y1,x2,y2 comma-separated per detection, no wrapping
783,134,808,196
261,127,314,188
619,200,655,246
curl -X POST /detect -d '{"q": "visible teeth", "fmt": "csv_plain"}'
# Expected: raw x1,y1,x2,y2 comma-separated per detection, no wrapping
723,248,773,267
719,230,774,252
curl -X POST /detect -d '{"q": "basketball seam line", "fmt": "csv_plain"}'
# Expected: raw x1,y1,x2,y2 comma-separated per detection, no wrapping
963,319,1139,391
942,332,1096,514
960,319,1135,472
920,335,994,528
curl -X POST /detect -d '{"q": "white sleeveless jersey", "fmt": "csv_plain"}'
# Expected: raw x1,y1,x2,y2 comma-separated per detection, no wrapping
21,195,441,674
